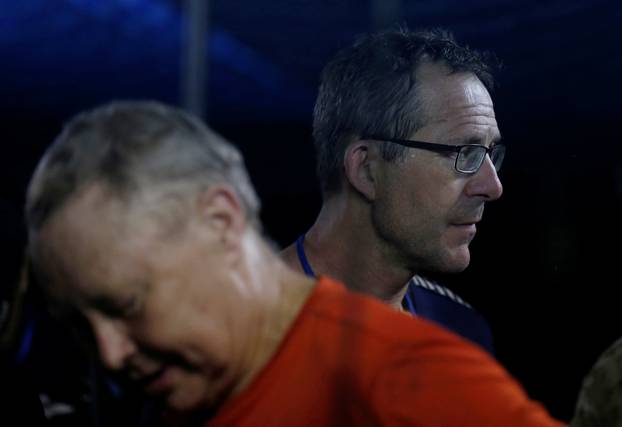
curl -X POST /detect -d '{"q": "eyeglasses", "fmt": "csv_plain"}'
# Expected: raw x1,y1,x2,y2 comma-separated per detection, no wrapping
364,136,506,174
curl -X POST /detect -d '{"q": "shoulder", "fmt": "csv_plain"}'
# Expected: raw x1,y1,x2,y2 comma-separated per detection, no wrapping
409,275,473,309
580,337,622,393
370,337,563,427
573,337,622,426
304,277,499,382
306,277,476,351
407,275,495,354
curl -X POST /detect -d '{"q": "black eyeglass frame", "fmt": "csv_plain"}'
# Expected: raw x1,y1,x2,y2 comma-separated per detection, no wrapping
363,135,505,174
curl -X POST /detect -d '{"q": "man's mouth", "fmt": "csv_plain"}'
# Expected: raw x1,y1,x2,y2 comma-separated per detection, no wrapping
450,219,480,235
135,366,171,394
452,219,479,227
455,223,476,231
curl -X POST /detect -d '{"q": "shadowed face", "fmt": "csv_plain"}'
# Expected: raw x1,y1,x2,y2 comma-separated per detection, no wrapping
34,183,246,412
371,62,503,273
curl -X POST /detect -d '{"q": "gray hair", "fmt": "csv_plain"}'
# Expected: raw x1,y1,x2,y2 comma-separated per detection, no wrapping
313,27,496,195
25,101,260,235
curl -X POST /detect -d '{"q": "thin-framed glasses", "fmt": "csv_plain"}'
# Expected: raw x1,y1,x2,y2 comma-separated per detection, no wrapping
363,136,506,174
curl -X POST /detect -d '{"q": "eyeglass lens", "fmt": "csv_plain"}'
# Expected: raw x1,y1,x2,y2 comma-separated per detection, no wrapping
457,145,505,173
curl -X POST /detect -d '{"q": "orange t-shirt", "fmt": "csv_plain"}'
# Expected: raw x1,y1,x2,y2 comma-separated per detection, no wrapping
207,277,565,427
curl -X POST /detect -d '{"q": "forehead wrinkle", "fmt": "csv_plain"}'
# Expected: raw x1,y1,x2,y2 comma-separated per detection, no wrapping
38,183,151,303
458,102,495,114
442,115,500,144
419,97,495,131
430,113,497,125
422,74,493,113
433,100,495,118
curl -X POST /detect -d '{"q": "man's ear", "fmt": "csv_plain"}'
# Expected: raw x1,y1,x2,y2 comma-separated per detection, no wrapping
344,140,378,201
196,185,245,250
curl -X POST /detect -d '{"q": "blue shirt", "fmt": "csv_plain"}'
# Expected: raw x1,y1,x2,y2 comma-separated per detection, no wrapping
295,234,494,354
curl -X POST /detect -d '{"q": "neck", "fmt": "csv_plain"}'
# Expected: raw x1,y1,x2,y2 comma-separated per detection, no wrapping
232,235,315,395
300,193,414,307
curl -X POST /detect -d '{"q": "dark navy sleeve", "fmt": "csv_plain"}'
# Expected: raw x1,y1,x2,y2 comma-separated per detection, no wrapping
404,276,495,355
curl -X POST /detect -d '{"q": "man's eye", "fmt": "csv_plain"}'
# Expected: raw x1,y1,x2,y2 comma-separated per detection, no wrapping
122,296,142,317
95,296,140,318
439,151,457,159
48,306,96,348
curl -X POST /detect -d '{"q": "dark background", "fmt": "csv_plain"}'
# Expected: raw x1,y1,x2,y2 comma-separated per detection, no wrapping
2,0,622,422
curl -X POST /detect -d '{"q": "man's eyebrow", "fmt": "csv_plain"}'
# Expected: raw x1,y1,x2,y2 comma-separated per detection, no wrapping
462,135,502,146
490,137,502,147
45,295,81,321
43,288,72,311
89,293,140,317
89,295,125,313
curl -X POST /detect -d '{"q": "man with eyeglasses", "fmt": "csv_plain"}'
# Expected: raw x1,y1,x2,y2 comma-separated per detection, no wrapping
282,28,504,353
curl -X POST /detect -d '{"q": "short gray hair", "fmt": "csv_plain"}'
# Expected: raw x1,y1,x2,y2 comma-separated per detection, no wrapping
26,101,260,234
313,27,496,195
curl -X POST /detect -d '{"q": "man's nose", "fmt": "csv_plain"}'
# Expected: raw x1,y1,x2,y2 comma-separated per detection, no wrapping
88,313,136,371
465,155,503,200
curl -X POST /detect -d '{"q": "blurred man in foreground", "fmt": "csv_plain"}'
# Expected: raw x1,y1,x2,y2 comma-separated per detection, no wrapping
25,101,563,426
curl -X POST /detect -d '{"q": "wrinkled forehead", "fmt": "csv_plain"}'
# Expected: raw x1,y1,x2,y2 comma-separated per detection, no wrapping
416,63,494,113
31,183,143,303
414,64,499,143
37,182,130,255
